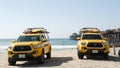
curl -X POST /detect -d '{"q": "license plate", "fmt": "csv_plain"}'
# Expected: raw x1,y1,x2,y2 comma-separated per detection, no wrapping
92,50,98,53
19,54,25,58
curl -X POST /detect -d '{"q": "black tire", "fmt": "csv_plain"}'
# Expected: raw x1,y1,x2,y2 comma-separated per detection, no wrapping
103,54,108,59
46,51,51,59
77,49,84,59
118,50,120,56
86,55,91,59
38,50,45,64
8,58,16,65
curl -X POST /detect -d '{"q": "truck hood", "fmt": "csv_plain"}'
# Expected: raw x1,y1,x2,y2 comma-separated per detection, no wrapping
10,42,41,46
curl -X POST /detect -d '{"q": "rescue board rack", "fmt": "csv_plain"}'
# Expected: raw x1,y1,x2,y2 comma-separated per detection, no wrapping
80,27,100,33
23,27,49,34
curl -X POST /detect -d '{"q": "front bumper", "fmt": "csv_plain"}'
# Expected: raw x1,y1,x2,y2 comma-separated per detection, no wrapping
78,46,109,56
8,48,43,61
9,53,40,61
84,49,108,56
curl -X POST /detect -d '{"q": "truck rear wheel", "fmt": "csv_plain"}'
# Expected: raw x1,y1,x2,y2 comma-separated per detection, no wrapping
46,51,51,59
8,58,16,65
86,55,91,59
77,49,84,59
118,50,120,56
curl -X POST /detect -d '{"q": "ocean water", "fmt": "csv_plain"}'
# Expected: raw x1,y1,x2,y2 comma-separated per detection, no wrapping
0,38,77,52
50,38,77,49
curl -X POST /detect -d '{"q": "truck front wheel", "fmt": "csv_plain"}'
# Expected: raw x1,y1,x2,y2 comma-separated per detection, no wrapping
8,58,16,65
103,54,108,59
38,50,45,64
77,49,84,59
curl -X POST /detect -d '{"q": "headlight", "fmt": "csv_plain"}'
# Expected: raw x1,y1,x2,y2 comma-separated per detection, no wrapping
81,42,86,46
34,44,40,49
8,46,13,50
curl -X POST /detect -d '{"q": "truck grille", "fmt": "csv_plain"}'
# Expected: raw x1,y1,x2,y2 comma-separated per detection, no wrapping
87,43,103,47
13,46,31,52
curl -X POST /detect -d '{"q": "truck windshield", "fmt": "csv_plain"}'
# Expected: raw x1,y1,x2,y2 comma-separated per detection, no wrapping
82,34,102,40
17,36,40,42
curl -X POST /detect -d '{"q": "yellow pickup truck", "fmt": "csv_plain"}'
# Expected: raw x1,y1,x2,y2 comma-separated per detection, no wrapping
77,28,109,59
7,28,51,65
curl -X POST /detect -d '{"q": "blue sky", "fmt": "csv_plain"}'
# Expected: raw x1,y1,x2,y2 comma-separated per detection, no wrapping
0,0,120,38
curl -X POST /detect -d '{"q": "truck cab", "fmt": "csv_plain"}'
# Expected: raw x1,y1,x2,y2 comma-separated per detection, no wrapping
77,27,109,59
8,28,51,65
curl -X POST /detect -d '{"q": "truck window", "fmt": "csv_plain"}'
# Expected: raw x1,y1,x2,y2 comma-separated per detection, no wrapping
82,34,102,40
17,36,40,42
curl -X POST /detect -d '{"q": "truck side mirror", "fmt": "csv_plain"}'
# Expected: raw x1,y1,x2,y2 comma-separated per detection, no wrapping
104,38,108,41
43,39,48,42
12,40,16,43
77,37,81,40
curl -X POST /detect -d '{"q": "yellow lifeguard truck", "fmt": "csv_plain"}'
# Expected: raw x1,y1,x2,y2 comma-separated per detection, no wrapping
77,27,109,59
7,28,51,65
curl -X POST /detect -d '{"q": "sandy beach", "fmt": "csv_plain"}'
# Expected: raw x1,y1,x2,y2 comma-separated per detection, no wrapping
0,48,120,68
